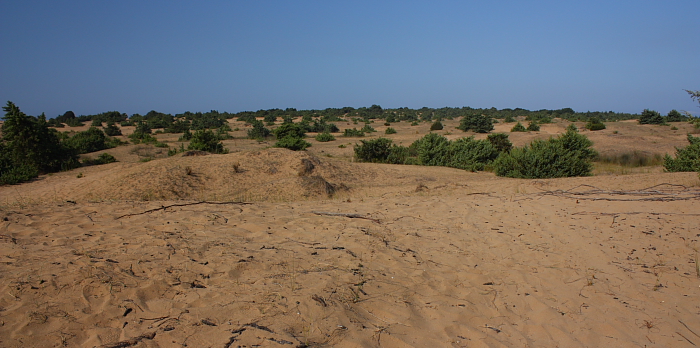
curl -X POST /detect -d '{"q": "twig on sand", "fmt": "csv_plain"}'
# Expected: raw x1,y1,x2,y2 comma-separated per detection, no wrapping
97,331,156,348
115,201,252,219
537,183,700,202
311,211,381,223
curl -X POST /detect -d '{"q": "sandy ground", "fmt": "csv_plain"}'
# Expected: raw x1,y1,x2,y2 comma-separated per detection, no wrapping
1,119,700,347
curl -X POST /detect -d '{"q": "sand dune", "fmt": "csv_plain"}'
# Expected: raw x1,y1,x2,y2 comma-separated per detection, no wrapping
2,117,700,347
1,149,699,347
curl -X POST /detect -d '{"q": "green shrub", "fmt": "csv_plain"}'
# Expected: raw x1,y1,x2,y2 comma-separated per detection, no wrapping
354,138,394,163
103,121,122,136
273,123,306,139
413,133,499,171
493,126,596,178
179,129,193,141
411,121,419,126
527,122,540,131
639,109,665,125
247,120,272,140
63,127,108,154
360,124,376,133
504,115,516,123
0,102,79,184
487,133,513,153
188,129,228,153
344,128,365,137
458,114,494,133
511,122,527,132
664,134,700,172
430,121,444,131
315,132,335,142
585,118,606,131
275,136,311,151
385,127,397,134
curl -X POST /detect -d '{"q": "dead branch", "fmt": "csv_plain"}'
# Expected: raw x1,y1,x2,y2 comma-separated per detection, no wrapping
311,211,381,223
97,331,156,348
537,183,700,202
115,201,252,219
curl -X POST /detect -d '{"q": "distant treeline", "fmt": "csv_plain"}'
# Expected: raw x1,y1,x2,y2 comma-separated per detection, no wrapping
45,105,673,128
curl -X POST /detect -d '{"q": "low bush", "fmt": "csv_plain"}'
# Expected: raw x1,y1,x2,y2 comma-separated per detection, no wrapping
527,122,540,131
385,127,397,134
487,133,513,153
344,128,365,137
188,129,228,153
315,132,335,142
430,121,444,131
664,134,700,172
275,136,311,151
511,122,527,132
493,125,597,178
360,124,376,133
586,118,606,131
458,114,494,133
247,120,272,140
103,121,122,136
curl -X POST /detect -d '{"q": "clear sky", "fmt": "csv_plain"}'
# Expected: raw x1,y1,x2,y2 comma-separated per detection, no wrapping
1,0,698,117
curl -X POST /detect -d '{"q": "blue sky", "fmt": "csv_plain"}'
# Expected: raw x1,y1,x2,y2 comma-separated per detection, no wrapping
1,1,698,117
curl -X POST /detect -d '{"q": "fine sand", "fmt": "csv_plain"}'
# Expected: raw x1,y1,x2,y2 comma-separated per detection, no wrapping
1,119,700,347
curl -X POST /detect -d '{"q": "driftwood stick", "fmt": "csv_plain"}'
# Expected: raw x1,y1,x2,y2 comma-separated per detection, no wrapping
311,211,381,223
116,201,252,219
98,331,156,348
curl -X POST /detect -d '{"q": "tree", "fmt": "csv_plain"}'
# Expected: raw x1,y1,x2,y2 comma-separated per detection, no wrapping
188,129,227,153
103,121,122,136
667,110,684,122
458,114,494,133
585,117,606,131
247,120,271,140
639,109,664,125
487,133,512,153
430,120,444,131
511,122,527,132
663,134,700,172
493,125,596,178
1,102,79,184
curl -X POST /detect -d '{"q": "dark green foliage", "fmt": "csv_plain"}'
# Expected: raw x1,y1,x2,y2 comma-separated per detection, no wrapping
504,115,516,123
179,129,193,141
188,129,227,153
82,153,117,166
458,114,494,133
275,136,311,151
527,122,540,131
430,121,444,131
0,102,79,184
585,117,606,131
410,121,419,126
63,127,109,154
487,133,513,153
247,120,272,140
666,109,685,122
263,114,277,124
511,122,527,132
273,123,306,140
493,126,597,178
663,134,700,172
103,121,122,136
354,138,394,163
414,133,499,171
165,119,191,133
308,119,339,133
315,132,335,142
385,127,397,134
360,124,377,133
639,109,665,125
91,119,103,127
344,128,365,137
129,121,152,142
596,151,663,167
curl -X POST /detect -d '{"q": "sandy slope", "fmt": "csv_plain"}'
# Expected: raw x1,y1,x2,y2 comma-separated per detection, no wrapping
1,117,700,347
1,151,699,347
